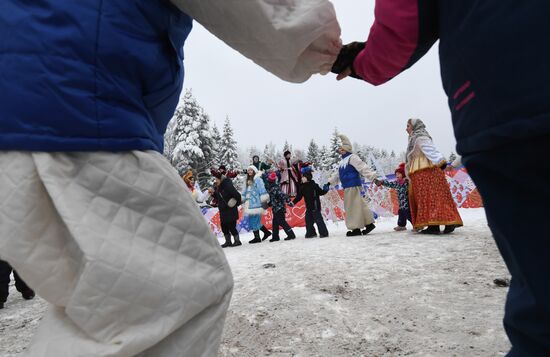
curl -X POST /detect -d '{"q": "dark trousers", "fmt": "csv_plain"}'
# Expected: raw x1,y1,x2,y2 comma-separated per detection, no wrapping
0,259,32,303
305,209,328,237
221,220,239,237
272,210,292,239
463,135,550,356
397,208,412,227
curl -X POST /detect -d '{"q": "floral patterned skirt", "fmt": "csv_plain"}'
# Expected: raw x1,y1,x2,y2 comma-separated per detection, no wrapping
409,167,463,229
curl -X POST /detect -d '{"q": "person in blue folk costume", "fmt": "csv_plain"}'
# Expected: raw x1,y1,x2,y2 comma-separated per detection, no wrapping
328,135,379,237
242,166,272,243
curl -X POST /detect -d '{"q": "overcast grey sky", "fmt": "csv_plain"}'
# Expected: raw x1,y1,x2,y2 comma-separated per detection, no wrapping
182,0,457,156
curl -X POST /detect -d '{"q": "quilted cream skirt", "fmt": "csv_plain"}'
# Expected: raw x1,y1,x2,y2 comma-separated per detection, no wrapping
343,186,374,230
0,151,233,357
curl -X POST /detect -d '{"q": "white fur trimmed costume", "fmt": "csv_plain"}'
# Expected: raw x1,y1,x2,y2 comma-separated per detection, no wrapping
329,135,378,231
242,166,270,230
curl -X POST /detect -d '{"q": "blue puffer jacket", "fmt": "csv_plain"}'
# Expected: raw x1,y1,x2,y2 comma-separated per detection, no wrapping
0,1,192,152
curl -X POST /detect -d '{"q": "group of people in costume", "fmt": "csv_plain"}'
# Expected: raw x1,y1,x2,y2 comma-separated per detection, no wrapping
182,122,463,247
2,0,548,355
181,154,325,247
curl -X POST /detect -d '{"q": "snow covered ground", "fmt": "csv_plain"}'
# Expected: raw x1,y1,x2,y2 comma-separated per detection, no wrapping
0,208,511,356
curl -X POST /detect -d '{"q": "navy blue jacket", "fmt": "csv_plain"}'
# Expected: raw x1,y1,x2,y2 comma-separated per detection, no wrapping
0,1,192,152
265,181,292,214
353,1,550,155
293,180,328,211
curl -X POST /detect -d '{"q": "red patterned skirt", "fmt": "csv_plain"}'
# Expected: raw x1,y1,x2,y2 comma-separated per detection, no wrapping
409,167,463,229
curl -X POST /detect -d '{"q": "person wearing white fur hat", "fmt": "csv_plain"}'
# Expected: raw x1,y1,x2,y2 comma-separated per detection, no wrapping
328,134,379,236
242,165,272,243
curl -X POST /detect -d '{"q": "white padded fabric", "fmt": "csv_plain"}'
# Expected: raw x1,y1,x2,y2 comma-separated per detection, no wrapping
170,0,342,83
0,151,233,356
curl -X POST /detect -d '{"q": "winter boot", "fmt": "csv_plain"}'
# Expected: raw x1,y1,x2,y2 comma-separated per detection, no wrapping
420,225,441,235
319,234,329,238
249,231,262,244
362,224,376,235
269,236,280,242
443,225,456,234
232,235,242,247
284,230,296,240
21,289,35,300
305,229,317,238
221,234,233,248
346,229,362,237
261,226,272,241
394,226,407,231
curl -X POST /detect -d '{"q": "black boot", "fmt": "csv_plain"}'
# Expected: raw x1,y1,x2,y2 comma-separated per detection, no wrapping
269,235,280,242
420,225,441,235
261,226,272,241
249,231,262,244
284,230,296,240
221,234,233,248
362,223,376,235
346,228,362,237
443,225,456,234
21,289,35,300
232,235,242,246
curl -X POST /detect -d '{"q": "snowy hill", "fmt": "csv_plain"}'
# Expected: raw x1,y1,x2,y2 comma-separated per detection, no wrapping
0,208,510,356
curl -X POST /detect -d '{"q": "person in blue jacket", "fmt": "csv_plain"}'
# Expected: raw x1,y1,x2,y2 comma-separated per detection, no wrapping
0,1,342,355
331,1,550,355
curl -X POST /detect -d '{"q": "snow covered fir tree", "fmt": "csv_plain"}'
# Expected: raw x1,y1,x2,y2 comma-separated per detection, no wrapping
306,139,320,167
219,116,241,172
163,93,414,189
164,90,226,187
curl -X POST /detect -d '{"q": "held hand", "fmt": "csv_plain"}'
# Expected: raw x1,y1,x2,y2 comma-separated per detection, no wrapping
336,68,353,81
207,187,215,194
331,41,365,81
